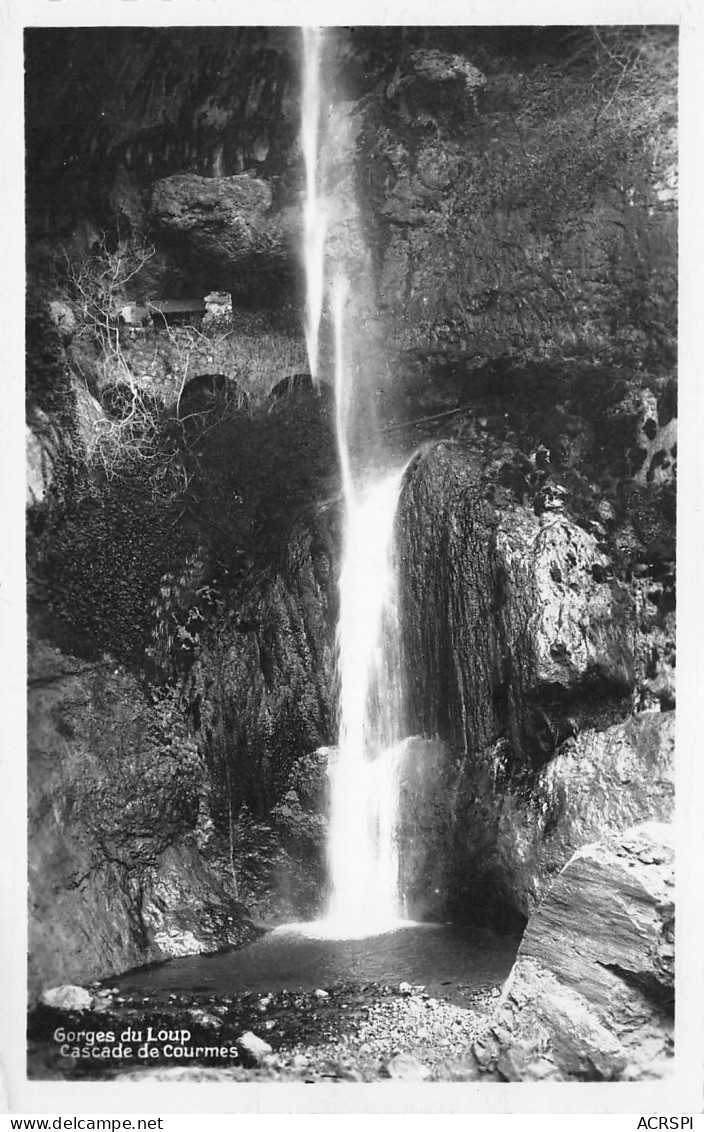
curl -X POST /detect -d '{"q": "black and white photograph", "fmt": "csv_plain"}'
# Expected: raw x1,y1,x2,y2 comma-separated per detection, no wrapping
3,0,702,1119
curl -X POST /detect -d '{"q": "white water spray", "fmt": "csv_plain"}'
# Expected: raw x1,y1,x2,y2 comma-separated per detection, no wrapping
326,281,408,932
326,473,407,930
301,27,327,385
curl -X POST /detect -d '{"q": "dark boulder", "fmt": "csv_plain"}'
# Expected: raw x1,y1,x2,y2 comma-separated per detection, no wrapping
148,173,294,298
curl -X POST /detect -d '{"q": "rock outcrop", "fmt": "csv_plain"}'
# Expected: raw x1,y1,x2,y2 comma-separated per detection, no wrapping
476,823,674,1081
385,711,674,927
27,638,258,998
148,173,293,297
360,31,677,368
398,442,637,768
493,711,675,916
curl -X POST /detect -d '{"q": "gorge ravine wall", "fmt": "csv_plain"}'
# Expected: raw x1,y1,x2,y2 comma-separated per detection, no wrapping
25,27,676,1046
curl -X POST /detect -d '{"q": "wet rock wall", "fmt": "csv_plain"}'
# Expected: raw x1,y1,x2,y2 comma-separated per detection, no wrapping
27,638,260,998
394,441,674,923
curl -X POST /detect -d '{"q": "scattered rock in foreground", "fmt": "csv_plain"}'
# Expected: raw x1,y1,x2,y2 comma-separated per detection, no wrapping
27,980,499,1082
40,986,93,1012
382,1051,432,1080
29,817,675,1089
236,1031,273,1066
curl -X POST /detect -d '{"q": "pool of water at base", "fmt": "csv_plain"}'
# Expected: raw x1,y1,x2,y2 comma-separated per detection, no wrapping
113,922,521,1004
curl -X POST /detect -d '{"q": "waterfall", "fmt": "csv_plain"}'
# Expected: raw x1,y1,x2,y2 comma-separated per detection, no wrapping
301,27,327,385
326,468,407,930
326,278,408,932
300,29,409,934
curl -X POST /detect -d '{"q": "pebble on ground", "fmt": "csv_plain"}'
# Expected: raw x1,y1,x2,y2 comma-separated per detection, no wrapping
27,981,499,1083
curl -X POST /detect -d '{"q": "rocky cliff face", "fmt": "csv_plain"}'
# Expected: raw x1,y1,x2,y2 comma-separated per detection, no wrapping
361,36,676,369
26,27,676,365
398,434,672,745
390,382,674,920
27,375,341,975
26,27,302,297
27,638,260,998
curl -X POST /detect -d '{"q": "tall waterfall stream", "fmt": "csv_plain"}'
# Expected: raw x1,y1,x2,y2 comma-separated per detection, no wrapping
327,269,411,931
113,22,521,1012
